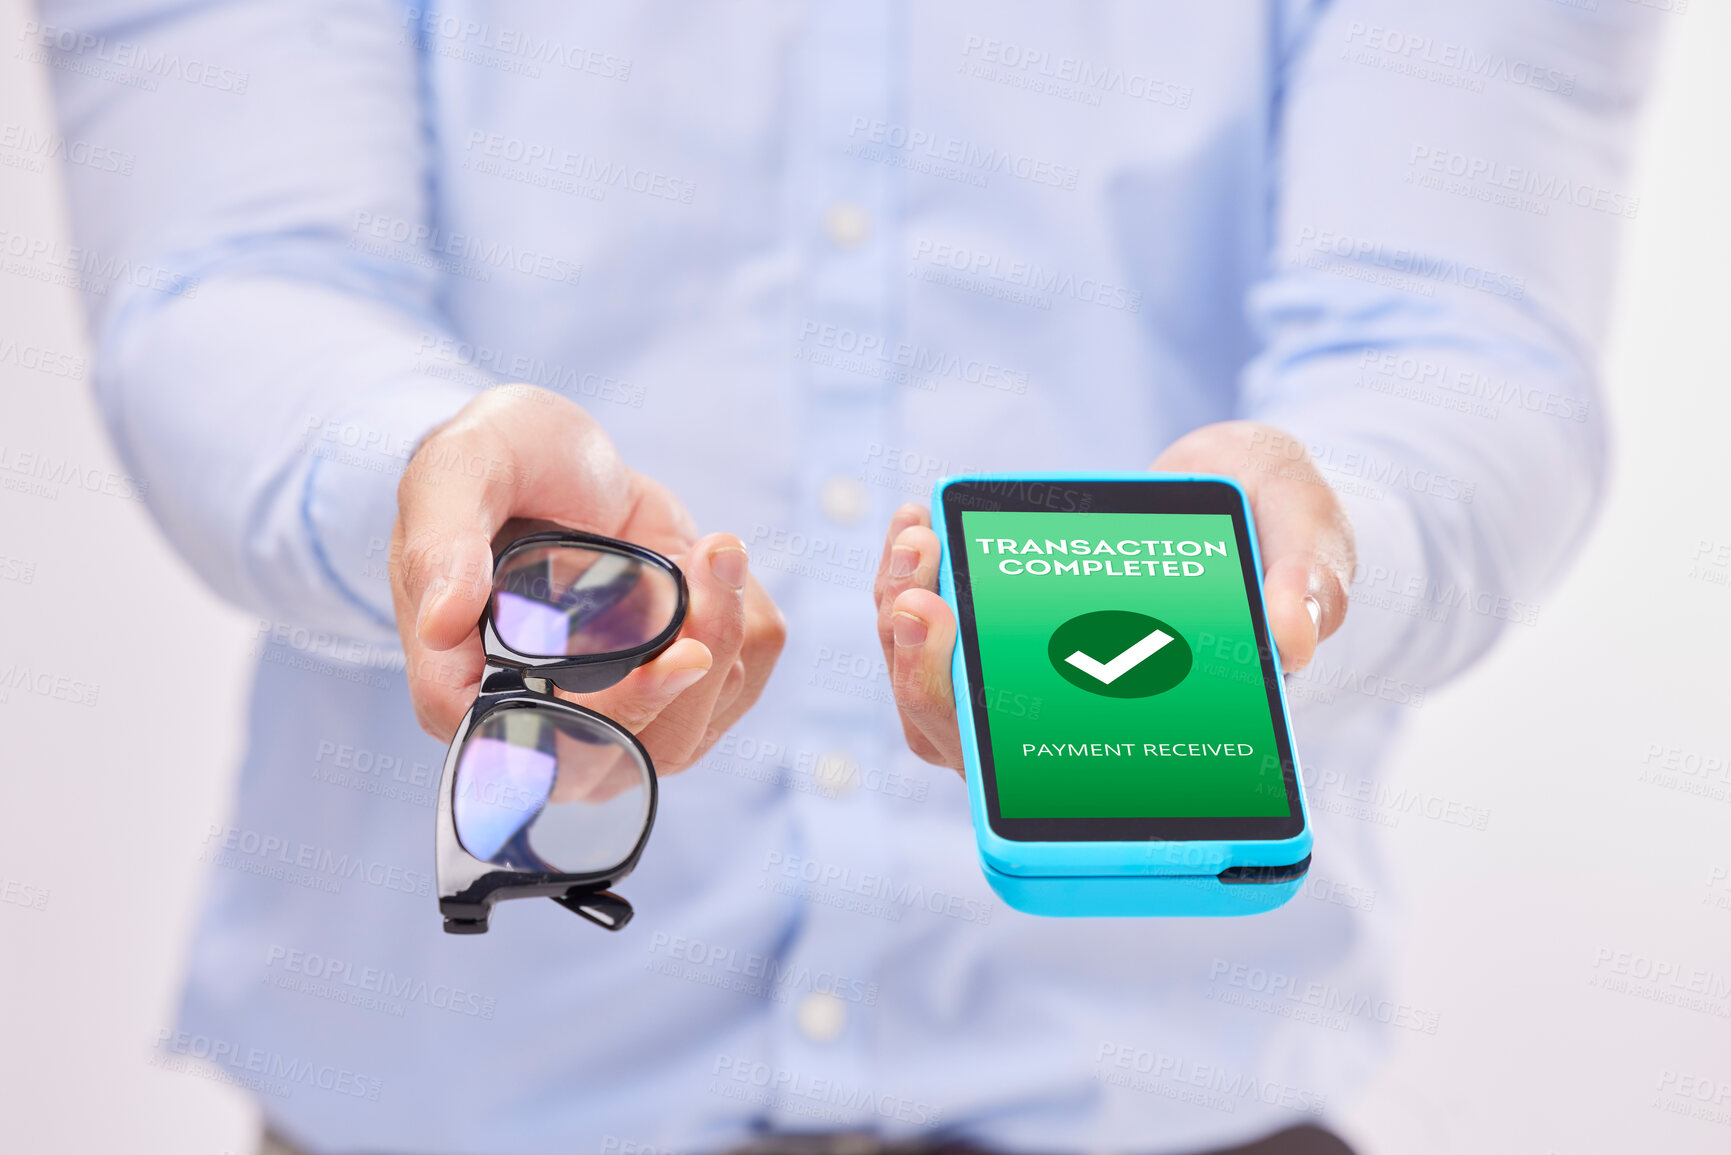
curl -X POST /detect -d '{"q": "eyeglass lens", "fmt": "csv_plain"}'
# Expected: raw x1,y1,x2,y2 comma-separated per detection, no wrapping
491,542,680,658
451,705,652,875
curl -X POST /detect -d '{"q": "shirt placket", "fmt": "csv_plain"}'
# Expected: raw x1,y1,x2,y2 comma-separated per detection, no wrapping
769,0,904,1127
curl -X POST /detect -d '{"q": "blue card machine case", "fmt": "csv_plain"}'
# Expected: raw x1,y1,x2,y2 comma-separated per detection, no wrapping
932,473,1312,917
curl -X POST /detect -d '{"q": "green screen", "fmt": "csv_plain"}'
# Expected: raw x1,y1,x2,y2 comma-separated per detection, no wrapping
960,510,1288,820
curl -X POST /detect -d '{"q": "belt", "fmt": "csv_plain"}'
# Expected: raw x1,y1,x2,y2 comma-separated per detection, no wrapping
722,1136,985,1155
264,1123,1355,1155
721,1124,1357,1155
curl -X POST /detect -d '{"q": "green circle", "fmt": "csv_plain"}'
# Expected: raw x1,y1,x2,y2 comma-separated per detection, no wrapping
1047,610,1193,698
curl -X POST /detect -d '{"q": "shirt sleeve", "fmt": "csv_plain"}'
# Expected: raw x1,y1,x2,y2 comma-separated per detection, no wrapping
37,0,495,641
1248,0,1664,696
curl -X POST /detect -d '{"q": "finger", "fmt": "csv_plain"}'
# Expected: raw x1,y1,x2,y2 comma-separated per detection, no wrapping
395,524,498,656
614,473,701,560
1264,557,1322,673
548,716,666,807
549,724,630,804
872,502,930,606
547,642,706,801
1242,468,1352,674
701,577,787,751
896,710,947,767
713,660,747,718
563,637,713,733
573,750,656,805
625,534,751,770
876,523,942,667
400,633,487,744
874,522,948,766
889,587,965,772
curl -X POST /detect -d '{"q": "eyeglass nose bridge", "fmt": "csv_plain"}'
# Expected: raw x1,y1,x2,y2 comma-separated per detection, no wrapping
478,651,643,698
544,664,636,694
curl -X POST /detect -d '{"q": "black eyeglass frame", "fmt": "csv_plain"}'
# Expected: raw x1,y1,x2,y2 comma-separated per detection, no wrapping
435,521,688,935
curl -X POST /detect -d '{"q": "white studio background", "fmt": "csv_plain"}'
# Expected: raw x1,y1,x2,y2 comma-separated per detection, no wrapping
0,2,1725,1153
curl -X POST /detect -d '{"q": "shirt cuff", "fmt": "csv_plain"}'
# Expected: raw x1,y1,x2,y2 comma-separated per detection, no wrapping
301,378,485,639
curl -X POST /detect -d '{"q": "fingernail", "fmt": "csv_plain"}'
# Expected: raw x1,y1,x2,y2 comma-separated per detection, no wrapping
1304,597,1322,633
889,545,918,578
661,665,708,695
709,546,748,590
893,612,927,648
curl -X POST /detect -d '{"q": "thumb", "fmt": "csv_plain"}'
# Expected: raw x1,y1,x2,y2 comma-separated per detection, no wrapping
393,386,637,652
1263,554,1335,673
1151,420,1353,674
1247,461,1353,673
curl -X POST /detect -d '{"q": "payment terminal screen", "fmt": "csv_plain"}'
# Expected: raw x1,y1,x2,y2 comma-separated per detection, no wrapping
959,510,1289,821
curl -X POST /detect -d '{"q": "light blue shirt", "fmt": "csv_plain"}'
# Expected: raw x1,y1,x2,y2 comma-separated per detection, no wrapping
40,1,1658,1151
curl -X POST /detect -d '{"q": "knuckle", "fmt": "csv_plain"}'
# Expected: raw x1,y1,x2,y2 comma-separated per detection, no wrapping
606,695,660,734
913,743,950,770
724,597,750,638
911,684,949,720
411,695,454,743
923,665,954,706
402,427,461,490
700,717,735,750
707,619,748,662
894,661,932,704
758,607,788,654
656,726,704,770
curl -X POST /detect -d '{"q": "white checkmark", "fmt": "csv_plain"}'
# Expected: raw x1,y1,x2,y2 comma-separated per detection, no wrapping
1065,628,1174,685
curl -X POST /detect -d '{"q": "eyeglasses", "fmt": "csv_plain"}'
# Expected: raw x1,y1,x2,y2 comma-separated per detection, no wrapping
435,520,687,934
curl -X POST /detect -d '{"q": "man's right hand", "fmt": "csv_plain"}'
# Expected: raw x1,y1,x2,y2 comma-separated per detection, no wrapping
388,385,785,772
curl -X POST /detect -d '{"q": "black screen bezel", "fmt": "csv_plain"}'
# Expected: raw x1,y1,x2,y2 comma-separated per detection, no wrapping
943,478,1304,843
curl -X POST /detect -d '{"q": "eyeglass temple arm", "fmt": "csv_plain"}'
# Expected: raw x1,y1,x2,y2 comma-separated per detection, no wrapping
552,887,634,931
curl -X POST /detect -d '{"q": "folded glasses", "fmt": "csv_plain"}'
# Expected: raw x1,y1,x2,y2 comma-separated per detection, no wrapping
435,520,687,934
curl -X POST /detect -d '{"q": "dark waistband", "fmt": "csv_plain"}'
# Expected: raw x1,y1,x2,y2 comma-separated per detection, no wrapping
263,1123,1356,1155
720,1124,1357,1155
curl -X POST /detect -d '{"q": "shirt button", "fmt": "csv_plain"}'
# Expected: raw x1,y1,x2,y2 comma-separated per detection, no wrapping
819,475,869,526
824,203,872,249
815,749,859,799
796,990,848,1042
